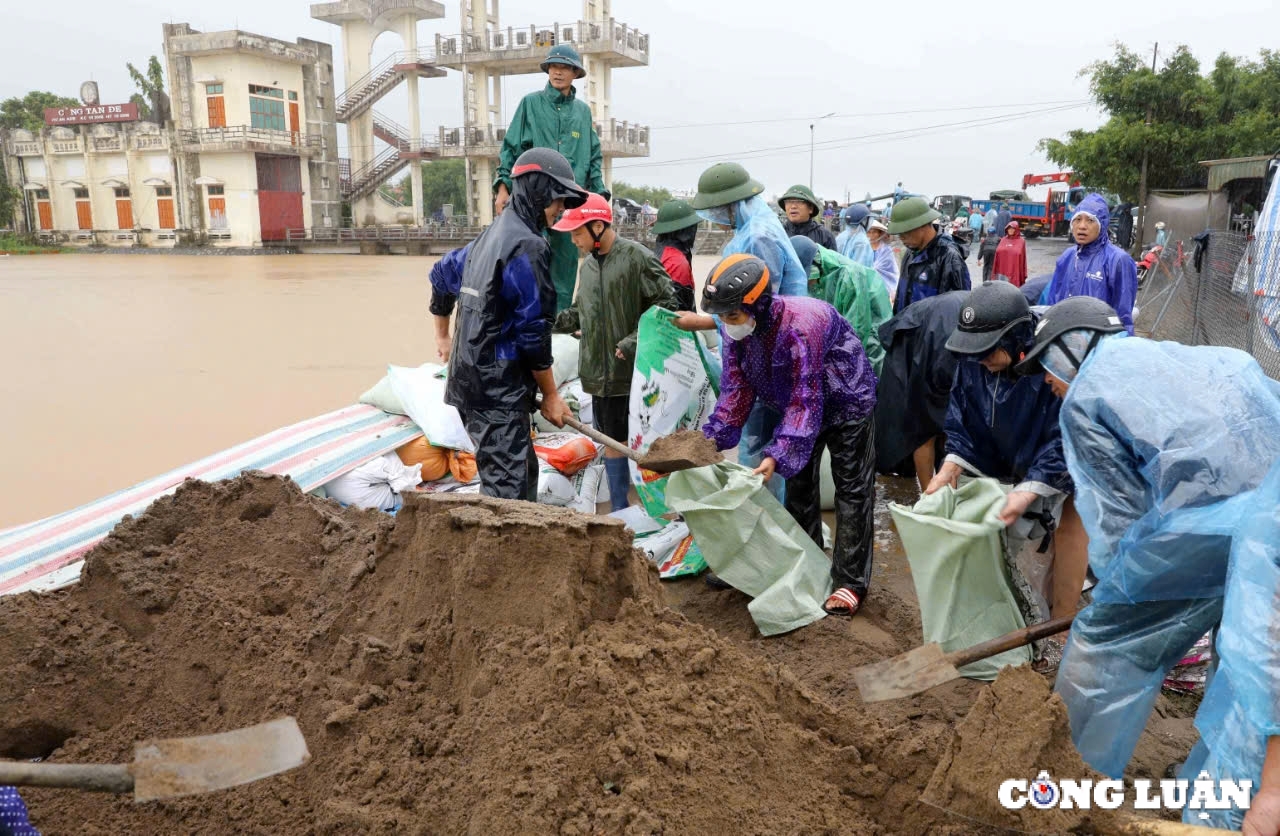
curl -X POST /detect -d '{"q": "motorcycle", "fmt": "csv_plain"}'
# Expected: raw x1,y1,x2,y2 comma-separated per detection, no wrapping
948,217,975,246
1136,244,1162,289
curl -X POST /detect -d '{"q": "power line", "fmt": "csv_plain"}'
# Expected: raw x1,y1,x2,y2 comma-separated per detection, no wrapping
648,99,1090,131
613,103,1088,171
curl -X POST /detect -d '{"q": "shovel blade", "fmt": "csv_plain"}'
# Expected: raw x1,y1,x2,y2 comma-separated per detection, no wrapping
853,643,962,703
131,716,310,801
637,458,699,474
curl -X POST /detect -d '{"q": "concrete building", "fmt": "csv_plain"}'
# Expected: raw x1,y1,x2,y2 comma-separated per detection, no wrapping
164,23,340,245
3,120,180,246
433,0,650,226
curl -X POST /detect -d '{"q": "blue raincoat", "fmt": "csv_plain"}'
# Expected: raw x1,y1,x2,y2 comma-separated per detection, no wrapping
835,225,875,268
1053,334,1280,780
943,321,1071,495
1042,194,1138,333
717,196,810,298
1186,459,1280,828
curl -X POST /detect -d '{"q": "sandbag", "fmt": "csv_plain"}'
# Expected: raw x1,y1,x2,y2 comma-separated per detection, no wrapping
358,375,406,415
534,433,600,476
569,463,605,514
448,451,477,484
537,463,577,506
386,363,474,452
628,308,720,515
666,462,831,637
395,437,450,482
889,478,1031,680
551,333,581,387
323,453,422,512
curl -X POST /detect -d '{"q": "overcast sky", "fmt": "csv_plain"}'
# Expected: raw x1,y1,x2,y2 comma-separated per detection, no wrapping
3,0,1275,204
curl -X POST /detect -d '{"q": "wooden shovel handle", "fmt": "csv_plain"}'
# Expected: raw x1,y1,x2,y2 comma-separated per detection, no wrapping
561,415,642,463
0,761,134,794
946,613,1076,669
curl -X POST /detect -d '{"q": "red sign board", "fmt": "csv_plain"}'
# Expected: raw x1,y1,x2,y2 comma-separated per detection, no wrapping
44,103,140,126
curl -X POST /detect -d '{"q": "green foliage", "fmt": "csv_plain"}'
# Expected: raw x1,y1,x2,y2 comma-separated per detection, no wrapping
1039,45,1280,199
0,164,17,229
389,160,468,217
127,56,165,121
0,91,80,132
611,181,674,207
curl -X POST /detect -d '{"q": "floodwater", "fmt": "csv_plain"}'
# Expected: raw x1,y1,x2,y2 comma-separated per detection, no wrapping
0,239,1066,528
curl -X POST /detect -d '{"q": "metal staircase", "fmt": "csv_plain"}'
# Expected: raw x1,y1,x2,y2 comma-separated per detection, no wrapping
371,110,411,152
336,49,438,123
344,147,411,202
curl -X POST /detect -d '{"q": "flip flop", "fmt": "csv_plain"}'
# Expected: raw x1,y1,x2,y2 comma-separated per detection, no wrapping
823,587,862,618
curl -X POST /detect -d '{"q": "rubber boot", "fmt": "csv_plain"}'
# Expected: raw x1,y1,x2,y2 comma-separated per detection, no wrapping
604,456,632,512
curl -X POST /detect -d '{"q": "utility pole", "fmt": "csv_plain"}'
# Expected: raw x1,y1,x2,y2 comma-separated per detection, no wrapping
809,112,834,192
1135,43,1158,254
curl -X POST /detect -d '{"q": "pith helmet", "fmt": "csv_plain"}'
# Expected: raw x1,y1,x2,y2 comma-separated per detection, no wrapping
652,199,701,235
541,45,586,78
690,163,765,210
887,197,942,235
778,184,821,215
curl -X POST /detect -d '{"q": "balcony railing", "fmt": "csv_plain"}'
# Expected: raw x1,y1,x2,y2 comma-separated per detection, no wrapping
285,223,485,243
50,137,84,154
596,119,649,157
434,18,648,66
92,135,123,152
6,140,41,156
177,126,324,154
131,134,170,151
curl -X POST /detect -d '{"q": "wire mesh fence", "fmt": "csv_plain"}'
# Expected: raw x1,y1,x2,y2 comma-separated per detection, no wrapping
1135,230,1280,381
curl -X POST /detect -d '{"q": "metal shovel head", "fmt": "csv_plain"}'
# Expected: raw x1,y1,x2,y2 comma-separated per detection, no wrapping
131,717,310,802
636,457,700,474
853,642,961,703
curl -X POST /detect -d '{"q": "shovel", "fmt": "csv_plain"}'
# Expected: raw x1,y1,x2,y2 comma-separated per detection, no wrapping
0,717,309,801
558,415,702,474
854,614,1075,703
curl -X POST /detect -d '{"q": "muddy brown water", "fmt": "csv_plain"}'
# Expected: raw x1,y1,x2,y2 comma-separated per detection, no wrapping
0,238,1066,528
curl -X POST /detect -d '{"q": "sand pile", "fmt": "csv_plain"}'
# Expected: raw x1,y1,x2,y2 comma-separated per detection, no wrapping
0,473,894,834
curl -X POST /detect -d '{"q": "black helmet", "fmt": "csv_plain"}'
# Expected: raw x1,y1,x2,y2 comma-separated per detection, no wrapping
945,281,1032,356
1015,296,1125,376
701,254,770,315
512,148,587,209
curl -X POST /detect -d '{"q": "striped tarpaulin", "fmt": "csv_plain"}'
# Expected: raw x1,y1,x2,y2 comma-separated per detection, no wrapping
0,404,422,596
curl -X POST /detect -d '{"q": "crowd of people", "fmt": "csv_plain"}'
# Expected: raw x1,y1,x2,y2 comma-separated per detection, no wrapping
425,45,1280,834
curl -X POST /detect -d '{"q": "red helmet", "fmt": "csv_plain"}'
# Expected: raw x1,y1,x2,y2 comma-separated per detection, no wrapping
551,192,613,231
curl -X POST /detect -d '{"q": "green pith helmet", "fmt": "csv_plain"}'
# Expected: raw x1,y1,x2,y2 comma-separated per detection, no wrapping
777,184,821,216
887,196,942,235
652,199,701,235
541,44,586,78
690,162,765,210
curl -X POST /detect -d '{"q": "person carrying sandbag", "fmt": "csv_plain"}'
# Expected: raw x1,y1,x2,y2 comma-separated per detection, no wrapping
699,254,879,617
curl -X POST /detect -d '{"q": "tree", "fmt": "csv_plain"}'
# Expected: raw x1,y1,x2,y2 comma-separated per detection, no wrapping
611,180,674,207
392,159,467,218
0,91,80,132
127,56,166,122
1039,45,1280,199
0,164,18,229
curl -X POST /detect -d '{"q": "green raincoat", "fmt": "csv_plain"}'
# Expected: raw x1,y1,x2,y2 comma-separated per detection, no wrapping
809,246,893,375
496,83,606,312
553,237,678,398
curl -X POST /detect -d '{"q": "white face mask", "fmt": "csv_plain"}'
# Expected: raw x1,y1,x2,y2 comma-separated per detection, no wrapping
723,319,756,341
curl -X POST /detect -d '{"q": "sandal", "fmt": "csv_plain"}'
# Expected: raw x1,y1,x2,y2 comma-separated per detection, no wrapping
823,587,863,617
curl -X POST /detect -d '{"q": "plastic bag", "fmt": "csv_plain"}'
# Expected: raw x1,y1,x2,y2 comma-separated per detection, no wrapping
889,479,1031,679
534,433,601,476
666,462,831,637
569,463,605,514
628,307,721,516
323,453,422,512
358,375,407,415
386,363,475,452
551,333,581,387
395,437,450,482
537,463,577,506
448,451,477,484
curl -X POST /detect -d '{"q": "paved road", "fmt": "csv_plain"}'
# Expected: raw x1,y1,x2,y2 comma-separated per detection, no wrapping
967,234,1067,280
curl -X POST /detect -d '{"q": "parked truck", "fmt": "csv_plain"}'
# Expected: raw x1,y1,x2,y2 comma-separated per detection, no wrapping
970,190,1069,238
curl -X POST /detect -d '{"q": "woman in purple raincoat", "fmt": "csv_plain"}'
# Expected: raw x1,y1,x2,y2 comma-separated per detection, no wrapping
700,254,879,617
